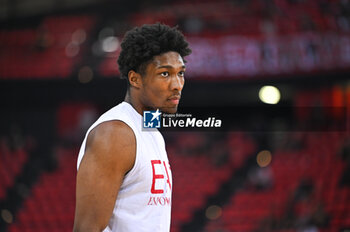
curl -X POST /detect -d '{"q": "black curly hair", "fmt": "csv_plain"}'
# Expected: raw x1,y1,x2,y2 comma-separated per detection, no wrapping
117,23,192,84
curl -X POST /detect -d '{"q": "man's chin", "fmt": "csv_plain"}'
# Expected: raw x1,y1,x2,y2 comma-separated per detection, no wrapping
161,106,178,114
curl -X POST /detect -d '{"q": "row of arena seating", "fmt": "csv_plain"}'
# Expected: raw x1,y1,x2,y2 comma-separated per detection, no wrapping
0,15,95,79
128,0,347,36
0,140,28,200
7,148,77,232
1,0,350,79
204,132,350,232
168,132,256,232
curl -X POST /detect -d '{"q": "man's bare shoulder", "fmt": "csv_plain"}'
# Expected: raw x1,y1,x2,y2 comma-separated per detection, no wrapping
87,120,135,147
84,120,136,172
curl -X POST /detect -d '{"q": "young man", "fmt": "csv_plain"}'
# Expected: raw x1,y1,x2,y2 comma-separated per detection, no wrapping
73,23,191,232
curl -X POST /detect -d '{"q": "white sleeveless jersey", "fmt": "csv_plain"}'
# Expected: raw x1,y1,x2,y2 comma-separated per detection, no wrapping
77,102,172,232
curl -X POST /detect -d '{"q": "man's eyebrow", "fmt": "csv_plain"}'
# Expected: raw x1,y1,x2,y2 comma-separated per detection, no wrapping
156,65,186,69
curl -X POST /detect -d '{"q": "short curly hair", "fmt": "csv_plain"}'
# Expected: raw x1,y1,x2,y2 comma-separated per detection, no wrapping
117,23,192,82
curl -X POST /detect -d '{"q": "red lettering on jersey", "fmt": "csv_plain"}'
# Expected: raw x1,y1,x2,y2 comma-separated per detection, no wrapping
164,197,171,205
152,197,158,205
158,197,165,206
147,197,153,205
147,196,171,206
151,160,164,194
163,161,172,191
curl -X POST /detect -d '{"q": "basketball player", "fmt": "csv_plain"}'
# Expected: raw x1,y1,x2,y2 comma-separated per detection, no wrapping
73,23,191,232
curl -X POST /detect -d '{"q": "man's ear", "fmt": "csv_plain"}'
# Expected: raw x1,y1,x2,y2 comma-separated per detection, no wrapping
128,70,142,89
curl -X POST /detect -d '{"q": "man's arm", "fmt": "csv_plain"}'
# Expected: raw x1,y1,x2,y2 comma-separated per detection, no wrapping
73,120,136,232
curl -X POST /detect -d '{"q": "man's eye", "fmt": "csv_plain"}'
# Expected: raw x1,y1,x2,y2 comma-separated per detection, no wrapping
178,71,185,77
161,72,169,77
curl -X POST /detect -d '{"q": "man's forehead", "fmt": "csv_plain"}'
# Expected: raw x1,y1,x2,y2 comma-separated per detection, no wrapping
152,51,185,67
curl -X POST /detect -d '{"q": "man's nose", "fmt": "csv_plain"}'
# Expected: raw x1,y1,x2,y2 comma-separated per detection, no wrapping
170,75,184,91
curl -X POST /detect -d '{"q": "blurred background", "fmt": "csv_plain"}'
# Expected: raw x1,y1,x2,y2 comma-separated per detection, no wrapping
0,0,350,231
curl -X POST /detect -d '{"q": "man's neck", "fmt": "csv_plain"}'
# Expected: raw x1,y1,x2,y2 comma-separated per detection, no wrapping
124,91,143,116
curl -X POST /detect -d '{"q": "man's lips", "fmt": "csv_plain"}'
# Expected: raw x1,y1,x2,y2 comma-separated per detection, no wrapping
168,96,181,105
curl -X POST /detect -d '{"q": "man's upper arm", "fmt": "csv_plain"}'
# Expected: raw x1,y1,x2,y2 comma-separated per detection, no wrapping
74,120,136,232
